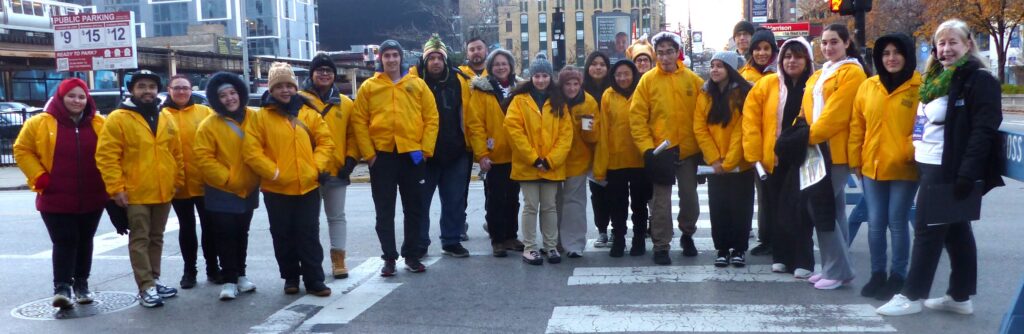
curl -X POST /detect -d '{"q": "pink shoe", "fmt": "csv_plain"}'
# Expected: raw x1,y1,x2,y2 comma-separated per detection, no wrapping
808,274,823,284
814,278,844,290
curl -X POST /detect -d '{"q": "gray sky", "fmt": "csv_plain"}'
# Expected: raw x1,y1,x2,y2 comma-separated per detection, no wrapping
664,0,742,51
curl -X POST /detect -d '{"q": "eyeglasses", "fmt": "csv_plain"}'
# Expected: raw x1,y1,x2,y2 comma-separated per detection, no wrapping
170,86,191,91
314,68,335,75
656,50,678,57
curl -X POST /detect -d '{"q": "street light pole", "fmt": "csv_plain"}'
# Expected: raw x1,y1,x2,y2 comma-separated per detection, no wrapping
240,0,251,91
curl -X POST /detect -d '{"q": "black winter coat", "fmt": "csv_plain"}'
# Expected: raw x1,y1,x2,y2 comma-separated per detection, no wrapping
940,59,1005,193
775,118,836,232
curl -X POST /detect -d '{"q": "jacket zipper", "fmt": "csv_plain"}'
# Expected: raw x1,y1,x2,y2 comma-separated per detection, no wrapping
75,124,83,212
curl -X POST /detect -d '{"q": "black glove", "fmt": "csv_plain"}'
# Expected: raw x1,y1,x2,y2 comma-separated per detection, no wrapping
643,149,656,165
105,201,129,235
954,177,974,200
338,157,358,180
318,172,331,185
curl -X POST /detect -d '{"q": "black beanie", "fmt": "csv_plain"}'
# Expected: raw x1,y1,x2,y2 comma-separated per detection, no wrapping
310,52,337,73
733,21,755,37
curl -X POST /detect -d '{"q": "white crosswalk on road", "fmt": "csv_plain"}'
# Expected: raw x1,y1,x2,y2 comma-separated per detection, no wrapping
566,264,816,285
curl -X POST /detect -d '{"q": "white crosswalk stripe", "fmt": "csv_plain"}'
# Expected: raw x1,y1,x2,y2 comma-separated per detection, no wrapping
545,304,897,333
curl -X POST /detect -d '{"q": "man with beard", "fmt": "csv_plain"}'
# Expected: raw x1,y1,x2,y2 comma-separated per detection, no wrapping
96,70,184,307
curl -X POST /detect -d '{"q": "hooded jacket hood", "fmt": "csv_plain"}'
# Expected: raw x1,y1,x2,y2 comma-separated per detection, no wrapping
873,33,917,94
485,48,517,82
205,71,250,117
610,59,640,98
778,38,814,87
747,29,779,73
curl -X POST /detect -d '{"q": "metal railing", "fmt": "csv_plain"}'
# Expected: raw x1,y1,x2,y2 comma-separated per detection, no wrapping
0,109,40,167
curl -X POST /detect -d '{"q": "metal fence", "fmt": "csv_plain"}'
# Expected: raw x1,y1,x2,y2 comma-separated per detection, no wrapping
0,110,39,167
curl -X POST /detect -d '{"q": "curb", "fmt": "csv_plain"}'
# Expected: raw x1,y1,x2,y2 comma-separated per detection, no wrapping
0,185,29,191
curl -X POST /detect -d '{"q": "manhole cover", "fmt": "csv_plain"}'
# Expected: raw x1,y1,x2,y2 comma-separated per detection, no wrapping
11,291,139,320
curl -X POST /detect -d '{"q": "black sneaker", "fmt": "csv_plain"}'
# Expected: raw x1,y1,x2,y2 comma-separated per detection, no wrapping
154,282,177,298
73,280,95,304
522,250,543,265
381,260,397,277
138,287,163,308
52,284,73,309
442,244,470,258
861,272,887,298
653,250,672,265
730,250,746,268
750,243,772,256
547,249,562,264
609,237,625,258
405,258,426,273
283,279,300,294
180,270,197,289
714,251,729,267
206,269,224,285
630,237,646,256
681,235,698,257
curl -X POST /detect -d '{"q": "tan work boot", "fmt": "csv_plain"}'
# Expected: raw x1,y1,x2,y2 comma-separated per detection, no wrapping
330,249,349,279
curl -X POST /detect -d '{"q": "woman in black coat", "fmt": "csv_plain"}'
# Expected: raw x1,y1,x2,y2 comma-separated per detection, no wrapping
876,19,1004,317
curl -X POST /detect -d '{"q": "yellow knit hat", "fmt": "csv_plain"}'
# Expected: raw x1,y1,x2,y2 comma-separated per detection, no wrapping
267,62,298,89
626,34,654,62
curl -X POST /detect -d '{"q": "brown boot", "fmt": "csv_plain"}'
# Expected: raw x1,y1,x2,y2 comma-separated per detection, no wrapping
330,249,349,279
491,242,508,257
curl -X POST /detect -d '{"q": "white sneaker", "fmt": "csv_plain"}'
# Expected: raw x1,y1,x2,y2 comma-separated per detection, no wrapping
876,294,923,316
237,276,257,293
924,295,974,315
793,268,813,279
771,263,787,273
219,283,238,300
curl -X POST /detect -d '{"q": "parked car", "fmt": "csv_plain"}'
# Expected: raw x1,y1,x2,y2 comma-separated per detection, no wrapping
91,90,129,115
0,102,43,114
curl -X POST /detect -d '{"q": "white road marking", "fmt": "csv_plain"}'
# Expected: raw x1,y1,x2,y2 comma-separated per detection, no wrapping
545,303,896,333
250,256,441,334
26,217,181,259
567,264,819,285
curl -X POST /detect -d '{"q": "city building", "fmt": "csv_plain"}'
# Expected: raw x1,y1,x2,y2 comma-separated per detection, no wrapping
61,0,320,59
498,0,665,69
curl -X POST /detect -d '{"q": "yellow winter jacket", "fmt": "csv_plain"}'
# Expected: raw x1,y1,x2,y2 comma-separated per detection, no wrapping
693,88,751,172
298,90,360,176
739,64,773,84
95,107,184,204
14,113,104,191
163,102,212,199
848,73,922,181
629,60,704,160
801,62,867,165
593,87,644,181
243,99,335,196
503,93,574,181
459,65,487,79
352,72,439,159
465,77,514,164
564,92,600,177
193,108,261,198
741,73,782,173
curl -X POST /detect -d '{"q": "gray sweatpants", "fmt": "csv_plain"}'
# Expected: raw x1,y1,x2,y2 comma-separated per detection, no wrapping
816,164,855,281
558,174,589,253
320,176,348,251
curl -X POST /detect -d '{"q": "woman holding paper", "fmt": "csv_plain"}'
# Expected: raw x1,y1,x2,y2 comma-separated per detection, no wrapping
694,52,755,268
848,33,922,301
877,19,1003,317
556,65,599,258
799,24,866,290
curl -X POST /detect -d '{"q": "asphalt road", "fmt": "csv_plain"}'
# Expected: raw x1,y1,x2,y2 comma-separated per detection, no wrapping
1,178,1022,333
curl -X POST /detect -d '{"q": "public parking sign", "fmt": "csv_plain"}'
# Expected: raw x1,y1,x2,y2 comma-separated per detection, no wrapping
51,11,138,72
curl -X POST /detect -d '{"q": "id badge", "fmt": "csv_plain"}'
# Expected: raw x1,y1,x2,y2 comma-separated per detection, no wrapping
913,114,927,141
486,138,495,150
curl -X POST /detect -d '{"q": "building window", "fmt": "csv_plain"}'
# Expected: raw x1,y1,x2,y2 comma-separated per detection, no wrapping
539,13,546,25
281,0,295,20
576,30,584,41
154,2,188,36
575,0,583,10
506,39,513,50
198,0,230,21
520,13,528,25
521,32,529,42
506,20,512,32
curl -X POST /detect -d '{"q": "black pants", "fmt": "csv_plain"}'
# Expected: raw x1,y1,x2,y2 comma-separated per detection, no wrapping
590,181,611,234
485,163,520,244
769,165,815,272
210,209,254,284
172,197,217,275
264,190,325,285
42,211,102,285
607,168,652,239
708,170,755,252
755,180,772,244
370,151,426,260
902,163,977,301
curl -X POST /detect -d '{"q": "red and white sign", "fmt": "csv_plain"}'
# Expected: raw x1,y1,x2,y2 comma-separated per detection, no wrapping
761,22,812,38
52,11,138,72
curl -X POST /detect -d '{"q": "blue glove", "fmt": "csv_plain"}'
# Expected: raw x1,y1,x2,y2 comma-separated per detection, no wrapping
409,150,424,165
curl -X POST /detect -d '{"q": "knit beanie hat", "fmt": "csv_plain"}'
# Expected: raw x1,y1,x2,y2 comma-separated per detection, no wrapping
557,65,583,85
651,31,682,50
310,52,337,73
529,53,553,76
376,39,404,72
626,34,654,62
58,77,90,98
422,33,448,60
711,51,740,71
484,48,516,78
733,21,755,37
267,62,298,89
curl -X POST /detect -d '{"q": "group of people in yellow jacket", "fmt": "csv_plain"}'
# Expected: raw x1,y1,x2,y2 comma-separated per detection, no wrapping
17,17,1001,317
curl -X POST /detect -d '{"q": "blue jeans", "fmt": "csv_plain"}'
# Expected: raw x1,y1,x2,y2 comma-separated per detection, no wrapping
862,178,918,277
848,197,868,244
419,152,471,248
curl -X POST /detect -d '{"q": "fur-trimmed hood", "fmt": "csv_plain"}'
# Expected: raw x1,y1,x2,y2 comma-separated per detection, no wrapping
205,72,250,116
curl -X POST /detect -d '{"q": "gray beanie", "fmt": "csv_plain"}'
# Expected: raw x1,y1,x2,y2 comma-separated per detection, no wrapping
711,51,740,71
529,53,553,76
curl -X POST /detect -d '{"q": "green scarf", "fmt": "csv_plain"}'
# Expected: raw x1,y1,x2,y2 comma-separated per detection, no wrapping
919,57,968,104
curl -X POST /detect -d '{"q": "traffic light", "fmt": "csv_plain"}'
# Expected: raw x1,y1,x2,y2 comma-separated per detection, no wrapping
830,0,856,15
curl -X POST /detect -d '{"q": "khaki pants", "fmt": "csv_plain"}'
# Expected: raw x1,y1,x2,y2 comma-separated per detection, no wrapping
127,203,171,292
520,182,559,252
649,155,700,251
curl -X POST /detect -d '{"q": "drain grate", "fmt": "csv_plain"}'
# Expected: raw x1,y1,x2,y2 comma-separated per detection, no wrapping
11,291,139,320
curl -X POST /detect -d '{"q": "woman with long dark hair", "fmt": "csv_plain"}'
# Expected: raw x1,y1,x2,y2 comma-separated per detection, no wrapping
583,51,614,247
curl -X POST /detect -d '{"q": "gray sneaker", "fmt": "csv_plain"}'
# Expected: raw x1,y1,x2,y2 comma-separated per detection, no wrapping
594,233,609,248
